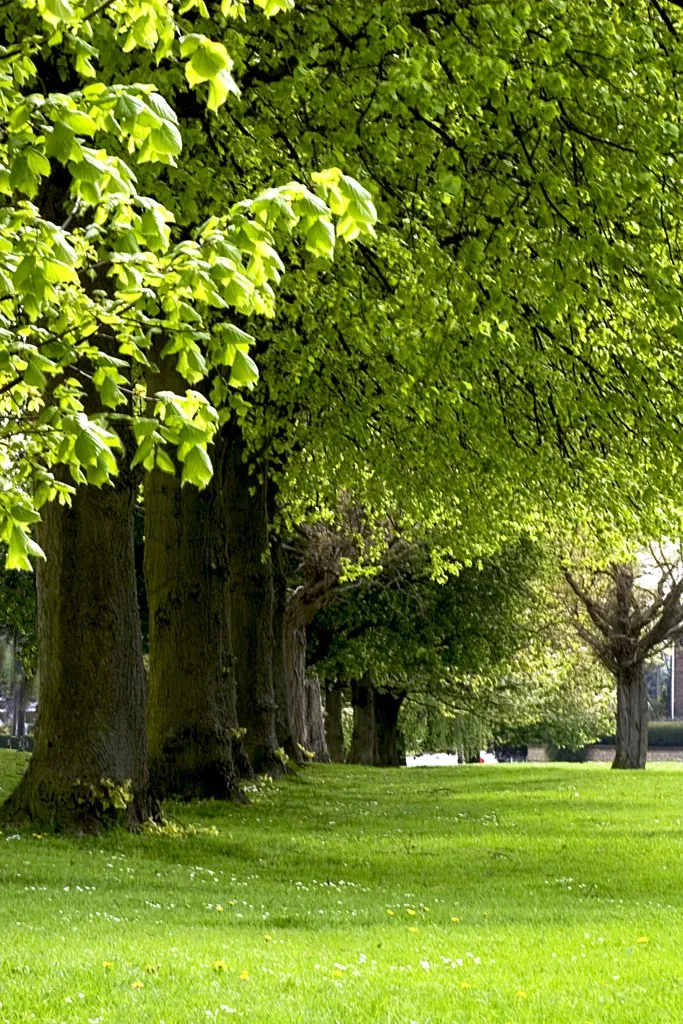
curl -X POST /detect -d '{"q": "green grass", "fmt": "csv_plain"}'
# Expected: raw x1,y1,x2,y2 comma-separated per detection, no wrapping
1,754,683,1023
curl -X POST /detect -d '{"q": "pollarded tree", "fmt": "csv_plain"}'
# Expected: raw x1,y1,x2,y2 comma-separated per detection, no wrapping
564,552,683,769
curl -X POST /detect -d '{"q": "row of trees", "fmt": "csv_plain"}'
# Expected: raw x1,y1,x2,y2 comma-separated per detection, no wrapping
3,0,683,825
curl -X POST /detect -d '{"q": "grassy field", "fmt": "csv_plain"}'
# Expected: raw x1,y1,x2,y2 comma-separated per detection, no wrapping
1,754,683,1023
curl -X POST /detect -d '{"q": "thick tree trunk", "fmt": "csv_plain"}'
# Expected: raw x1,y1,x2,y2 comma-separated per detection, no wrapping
145,432,244,801
374,690,406,767
224,425,280,775
348,678,377,765
305,672,330,762
1,475,157,832
613,662,649,769
325,686,346,762
145,349,242,802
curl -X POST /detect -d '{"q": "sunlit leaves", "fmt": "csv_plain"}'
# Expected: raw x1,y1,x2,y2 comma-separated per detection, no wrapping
180,34,240,111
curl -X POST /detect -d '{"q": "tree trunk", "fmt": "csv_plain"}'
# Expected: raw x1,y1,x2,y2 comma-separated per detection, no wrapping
348,677,377,765
305,672,330,762
325,686,346,762
374,690,406,767
613,661,649,769
145,349,243,802
271,537,296,758
1,475,157,832
284,621,308,762
14,668,26,739
224,425,280,775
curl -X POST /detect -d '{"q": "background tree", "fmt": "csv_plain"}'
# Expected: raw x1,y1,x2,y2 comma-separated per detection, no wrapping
564,551,683,769
309,539,549,766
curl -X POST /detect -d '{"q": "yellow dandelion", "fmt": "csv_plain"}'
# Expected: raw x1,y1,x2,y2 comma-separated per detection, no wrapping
228,900,237,906
407,926,418,934
239,971,250,981
460,981,472,990
406,908,417,916
423,907,431,913
215,960,228,971
516,990,527,998
216,905,224,913
451,916,460,923
637,936,650,944
131,980,144,990
264,934,273,941
333,969,344,978
386,909,395,917
102,961,114,969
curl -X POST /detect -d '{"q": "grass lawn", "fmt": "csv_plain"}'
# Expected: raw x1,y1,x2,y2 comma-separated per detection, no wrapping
1,754,683,1023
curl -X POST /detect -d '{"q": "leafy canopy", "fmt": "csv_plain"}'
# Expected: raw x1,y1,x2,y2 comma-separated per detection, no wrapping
0,0,376,568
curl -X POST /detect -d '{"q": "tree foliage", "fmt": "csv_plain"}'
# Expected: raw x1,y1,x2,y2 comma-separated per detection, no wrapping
0,0,375,568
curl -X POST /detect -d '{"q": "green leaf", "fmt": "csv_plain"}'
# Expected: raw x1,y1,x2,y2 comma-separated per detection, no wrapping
24,358,47,389
181,444,213,488
149,121,182,157
61,110,97,136
6,526,44,571
25,147,51,177
44,260,78,284
305,217,335,259
99,375,125,409
14,255,36,288
9,155,38,198
185,39,231,83
45,122,78,163
74,430,101,467
230,348,259,387
155,448,175,474
40,0,74,28
207,70,240,111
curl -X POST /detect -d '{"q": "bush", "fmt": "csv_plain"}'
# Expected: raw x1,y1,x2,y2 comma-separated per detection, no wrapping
648,721,683,747
548,745,588,762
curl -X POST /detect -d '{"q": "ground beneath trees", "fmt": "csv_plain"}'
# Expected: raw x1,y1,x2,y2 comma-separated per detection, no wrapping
0,755,682,1023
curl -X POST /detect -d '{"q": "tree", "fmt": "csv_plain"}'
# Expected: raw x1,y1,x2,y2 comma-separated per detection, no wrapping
564,551,683,769
0,0,376,827
310,539,549,766
189,0,683,783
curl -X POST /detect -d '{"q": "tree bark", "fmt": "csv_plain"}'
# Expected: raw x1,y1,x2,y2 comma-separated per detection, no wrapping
374,690,406,767
613,662,649,769
271,537,296,758
145,353,243,802
305,672,330,762
348,677,377,765
224,424,281,775
284,620,308,761
325,686,346,762
1,474,157,831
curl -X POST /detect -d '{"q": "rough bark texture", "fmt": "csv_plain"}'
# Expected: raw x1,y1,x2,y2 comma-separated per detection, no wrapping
305,672,330,762
325,686,346,763
374,690,406,767
145,354,242,802
348,678,377,765
613,662,649,770
1,475,156,832
224,425,280,775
